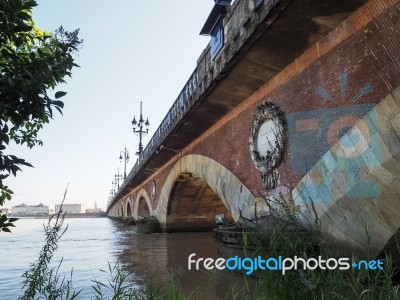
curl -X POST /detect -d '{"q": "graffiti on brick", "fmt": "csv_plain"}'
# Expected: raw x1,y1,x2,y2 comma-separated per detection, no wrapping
287,72,381,201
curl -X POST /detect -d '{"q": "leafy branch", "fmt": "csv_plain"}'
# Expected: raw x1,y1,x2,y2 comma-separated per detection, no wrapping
0,0,82,231
0,210,17,232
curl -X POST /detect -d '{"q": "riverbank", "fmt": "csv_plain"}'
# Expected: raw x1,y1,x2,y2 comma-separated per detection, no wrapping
7,212,107,219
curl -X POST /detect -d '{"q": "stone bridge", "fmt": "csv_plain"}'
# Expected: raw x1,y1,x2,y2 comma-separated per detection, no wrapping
108,0,400,258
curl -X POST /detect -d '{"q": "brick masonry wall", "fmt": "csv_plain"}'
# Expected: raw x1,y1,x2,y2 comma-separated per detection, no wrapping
187,0,400,196
116,0,400,219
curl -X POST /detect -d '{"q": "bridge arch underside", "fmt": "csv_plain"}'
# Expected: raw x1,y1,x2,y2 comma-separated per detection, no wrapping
137,197,151,218
126,200,132,218
133,189,153,220
157,154,254,232
166,173,233,232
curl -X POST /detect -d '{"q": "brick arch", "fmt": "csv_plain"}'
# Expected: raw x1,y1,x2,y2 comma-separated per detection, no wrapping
110,201,124,218
157,154,254,232
133,188,153,219
166,172,234,232
125,197,133,218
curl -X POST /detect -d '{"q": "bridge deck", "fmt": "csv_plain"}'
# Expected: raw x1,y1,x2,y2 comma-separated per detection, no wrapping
108,0,368,211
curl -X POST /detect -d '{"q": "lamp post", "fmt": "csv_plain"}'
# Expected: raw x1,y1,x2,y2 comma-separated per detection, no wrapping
131,101,150,156
115,168,123,189
119,148,129,179
111,181,116,197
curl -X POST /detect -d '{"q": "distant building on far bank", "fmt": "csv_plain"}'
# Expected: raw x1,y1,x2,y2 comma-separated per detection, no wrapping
11,203,49,216
55,204,85,214
85,202,102,214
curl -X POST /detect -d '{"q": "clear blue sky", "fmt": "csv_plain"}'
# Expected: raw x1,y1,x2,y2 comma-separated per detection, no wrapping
6,0,215,210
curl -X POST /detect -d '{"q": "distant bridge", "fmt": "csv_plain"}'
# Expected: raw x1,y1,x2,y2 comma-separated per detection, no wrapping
108,0,400,259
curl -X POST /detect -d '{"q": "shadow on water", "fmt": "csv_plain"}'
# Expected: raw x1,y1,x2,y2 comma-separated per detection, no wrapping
110,220,253,299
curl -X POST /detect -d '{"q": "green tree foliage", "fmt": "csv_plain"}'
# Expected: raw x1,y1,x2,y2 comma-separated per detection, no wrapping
0,0,82,230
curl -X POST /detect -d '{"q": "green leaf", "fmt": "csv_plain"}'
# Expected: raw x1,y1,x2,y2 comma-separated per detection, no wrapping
15,36,23,47
20,161,34,168
23,68,33,79
2,227,11,233
55,91,67,99
7,77,15,87
1,48,9,57
53,100,64,108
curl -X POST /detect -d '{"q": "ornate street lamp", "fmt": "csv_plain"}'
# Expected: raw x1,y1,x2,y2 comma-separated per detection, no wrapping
108,191,113,203
131,101,150,156
111,181,116,197
115,168,123,189
119,148,129,179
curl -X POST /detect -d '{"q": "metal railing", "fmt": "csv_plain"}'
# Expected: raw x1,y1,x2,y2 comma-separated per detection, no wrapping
108,66,203,211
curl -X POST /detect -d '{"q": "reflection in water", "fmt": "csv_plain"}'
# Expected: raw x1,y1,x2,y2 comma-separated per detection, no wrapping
111,220,250,298
0,218,253,299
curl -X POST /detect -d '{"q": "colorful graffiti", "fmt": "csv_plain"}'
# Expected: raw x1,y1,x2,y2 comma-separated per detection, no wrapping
287,72,382,202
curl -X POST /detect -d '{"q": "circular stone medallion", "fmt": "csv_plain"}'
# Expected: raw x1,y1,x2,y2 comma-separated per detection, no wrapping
249,102,286,188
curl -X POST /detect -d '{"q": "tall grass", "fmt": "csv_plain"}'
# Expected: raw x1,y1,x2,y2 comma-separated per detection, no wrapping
16,187,195,299
18,186,81,300
223,190,400,300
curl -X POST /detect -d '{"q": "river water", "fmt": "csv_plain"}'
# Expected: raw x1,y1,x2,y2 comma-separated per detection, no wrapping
0,217,246,299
